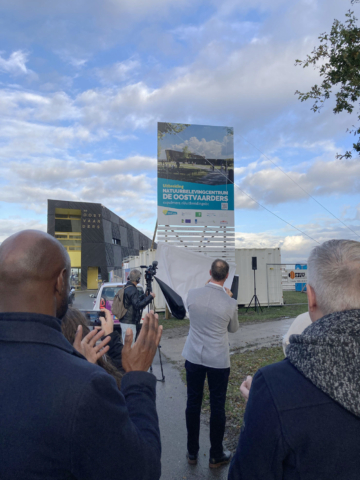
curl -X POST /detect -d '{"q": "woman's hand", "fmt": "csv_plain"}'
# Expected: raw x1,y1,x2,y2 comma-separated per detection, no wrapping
73,326,111,364
99,308,114,336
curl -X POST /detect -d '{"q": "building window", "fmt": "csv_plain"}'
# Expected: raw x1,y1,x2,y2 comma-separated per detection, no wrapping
112,238,121,245
54,209,82,256
55,208,81,233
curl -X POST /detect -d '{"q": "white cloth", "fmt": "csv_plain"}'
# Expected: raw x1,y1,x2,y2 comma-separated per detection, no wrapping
155,243,236,312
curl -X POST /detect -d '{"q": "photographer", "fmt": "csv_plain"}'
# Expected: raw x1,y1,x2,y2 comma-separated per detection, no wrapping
120,269,155,343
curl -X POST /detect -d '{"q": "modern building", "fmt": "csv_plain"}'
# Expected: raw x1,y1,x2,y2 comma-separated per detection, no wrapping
47,199,154,290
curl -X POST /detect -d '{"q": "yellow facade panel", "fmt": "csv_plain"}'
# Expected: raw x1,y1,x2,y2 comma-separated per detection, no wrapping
55,208,82,216
87,267,99,290
68,251,81,268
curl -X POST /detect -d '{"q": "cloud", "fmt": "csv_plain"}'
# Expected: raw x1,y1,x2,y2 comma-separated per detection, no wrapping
0,88,79,122
237,158,360,206
0,0,359,245
0,152,158,222
168,135,232,159
235,189,258,209
0,0,196,53
66,36,340,152
0,119,95,158
9,156,156,183
95,58,140,85
55,50,90,69
0,50,33,76
0,2,355,157
234,215,360,263
0,218,46,243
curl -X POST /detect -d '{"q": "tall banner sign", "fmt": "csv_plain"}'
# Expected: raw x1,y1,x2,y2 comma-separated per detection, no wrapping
157,123,234,227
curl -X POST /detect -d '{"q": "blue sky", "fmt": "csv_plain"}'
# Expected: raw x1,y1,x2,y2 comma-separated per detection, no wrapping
0,0,360,262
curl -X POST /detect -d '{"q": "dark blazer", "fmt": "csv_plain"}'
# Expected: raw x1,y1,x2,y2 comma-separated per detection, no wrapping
228,358,360,480
0,313,161,480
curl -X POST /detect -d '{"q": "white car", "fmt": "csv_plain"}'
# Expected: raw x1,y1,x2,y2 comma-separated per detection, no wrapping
92,282,146,326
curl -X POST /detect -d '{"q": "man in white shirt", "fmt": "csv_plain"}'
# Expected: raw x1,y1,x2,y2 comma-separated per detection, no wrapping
182,259,239,468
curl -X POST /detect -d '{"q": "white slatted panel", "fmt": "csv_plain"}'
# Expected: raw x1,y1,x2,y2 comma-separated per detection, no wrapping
157,224,235,262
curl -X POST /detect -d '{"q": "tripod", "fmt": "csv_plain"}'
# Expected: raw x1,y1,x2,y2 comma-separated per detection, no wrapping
246,269,262,313
141,276,165,383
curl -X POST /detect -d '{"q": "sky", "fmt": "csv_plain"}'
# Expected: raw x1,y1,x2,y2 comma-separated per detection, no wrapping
0,0,360,263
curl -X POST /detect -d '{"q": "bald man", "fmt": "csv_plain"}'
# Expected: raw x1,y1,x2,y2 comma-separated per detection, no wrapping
0,230,162,480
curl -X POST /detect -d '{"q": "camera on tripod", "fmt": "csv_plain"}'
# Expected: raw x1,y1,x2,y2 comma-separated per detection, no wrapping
139,260,165,382
140,261,158,294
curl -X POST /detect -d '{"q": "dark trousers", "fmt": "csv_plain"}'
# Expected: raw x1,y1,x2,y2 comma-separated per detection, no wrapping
185,360,230,458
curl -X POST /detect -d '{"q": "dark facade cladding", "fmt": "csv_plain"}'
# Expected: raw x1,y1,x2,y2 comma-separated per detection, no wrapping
47,199,154,289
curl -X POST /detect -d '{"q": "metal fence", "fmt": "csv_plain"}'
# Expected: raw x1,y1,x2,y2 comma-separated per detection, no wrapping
266,263,308,307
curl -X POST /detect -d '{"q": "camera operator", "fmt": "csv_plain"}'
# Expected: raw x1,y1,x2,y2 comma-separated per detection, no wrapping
120,269,155,343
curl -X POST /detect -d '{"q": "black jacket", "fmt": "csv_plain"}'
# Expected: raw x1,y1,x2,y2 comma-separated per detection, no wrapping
105,330,124,372
228,358,360,480
0,312,161,480
121,281,153,325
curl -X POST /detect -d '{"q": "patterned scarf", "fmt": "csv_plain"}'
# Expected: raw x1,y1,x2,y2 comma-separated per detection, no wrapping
286,309,360,417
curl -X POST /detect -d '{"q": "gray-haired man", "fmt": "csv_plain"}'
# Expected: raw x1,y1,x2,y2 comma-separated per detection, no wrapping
120,269,155,342
229,239,360,480
182,259,239,468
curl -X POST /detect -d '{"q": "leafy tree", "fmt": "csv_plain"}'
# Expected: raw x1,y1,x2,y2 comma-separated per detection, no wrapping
295,7,360,159
157,122,190,158
182,145,190,158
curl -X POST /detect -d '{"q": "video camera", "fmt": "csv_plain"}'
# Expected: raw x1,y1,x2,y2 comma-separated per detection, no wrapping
140,261,158,295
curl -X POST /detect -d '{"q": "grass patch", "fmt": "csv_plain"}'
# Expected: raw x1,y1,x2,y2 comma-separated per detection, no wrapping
224,347,284,429
238,290,307,323
283,290,307,304
157,313,189,330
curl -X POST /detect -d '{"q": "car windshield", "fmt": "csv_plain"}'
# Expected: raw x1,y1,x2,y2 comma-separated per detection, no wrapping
101,286,123,300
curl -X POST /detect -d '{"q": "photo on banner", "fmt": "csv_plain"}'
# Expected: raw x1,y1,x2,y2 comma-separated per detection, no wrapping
157,122,235,226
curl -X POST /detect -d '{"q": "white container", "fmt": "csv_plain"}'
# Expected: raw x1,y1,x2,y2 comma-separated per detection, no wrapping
235,248,283,306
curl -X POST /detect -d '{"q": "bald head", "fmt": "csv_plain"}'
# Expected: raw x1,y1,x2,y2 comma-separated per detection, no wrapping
0,230,70,318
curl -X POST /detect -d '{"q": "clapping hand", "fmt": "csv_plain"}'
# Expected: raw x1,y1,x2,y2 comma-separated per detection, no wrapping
73,326,111,364
122,310,163,372
97,308,114,336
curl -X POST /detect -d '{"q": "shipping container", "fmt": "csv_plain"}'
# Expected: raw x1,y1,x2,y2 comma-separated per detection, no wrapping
235,248,283,306
125,247,283,311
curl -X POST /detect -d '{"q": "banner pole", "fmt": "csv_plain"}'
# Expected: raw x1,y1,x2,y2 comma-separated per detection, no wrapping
151,219,158,250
